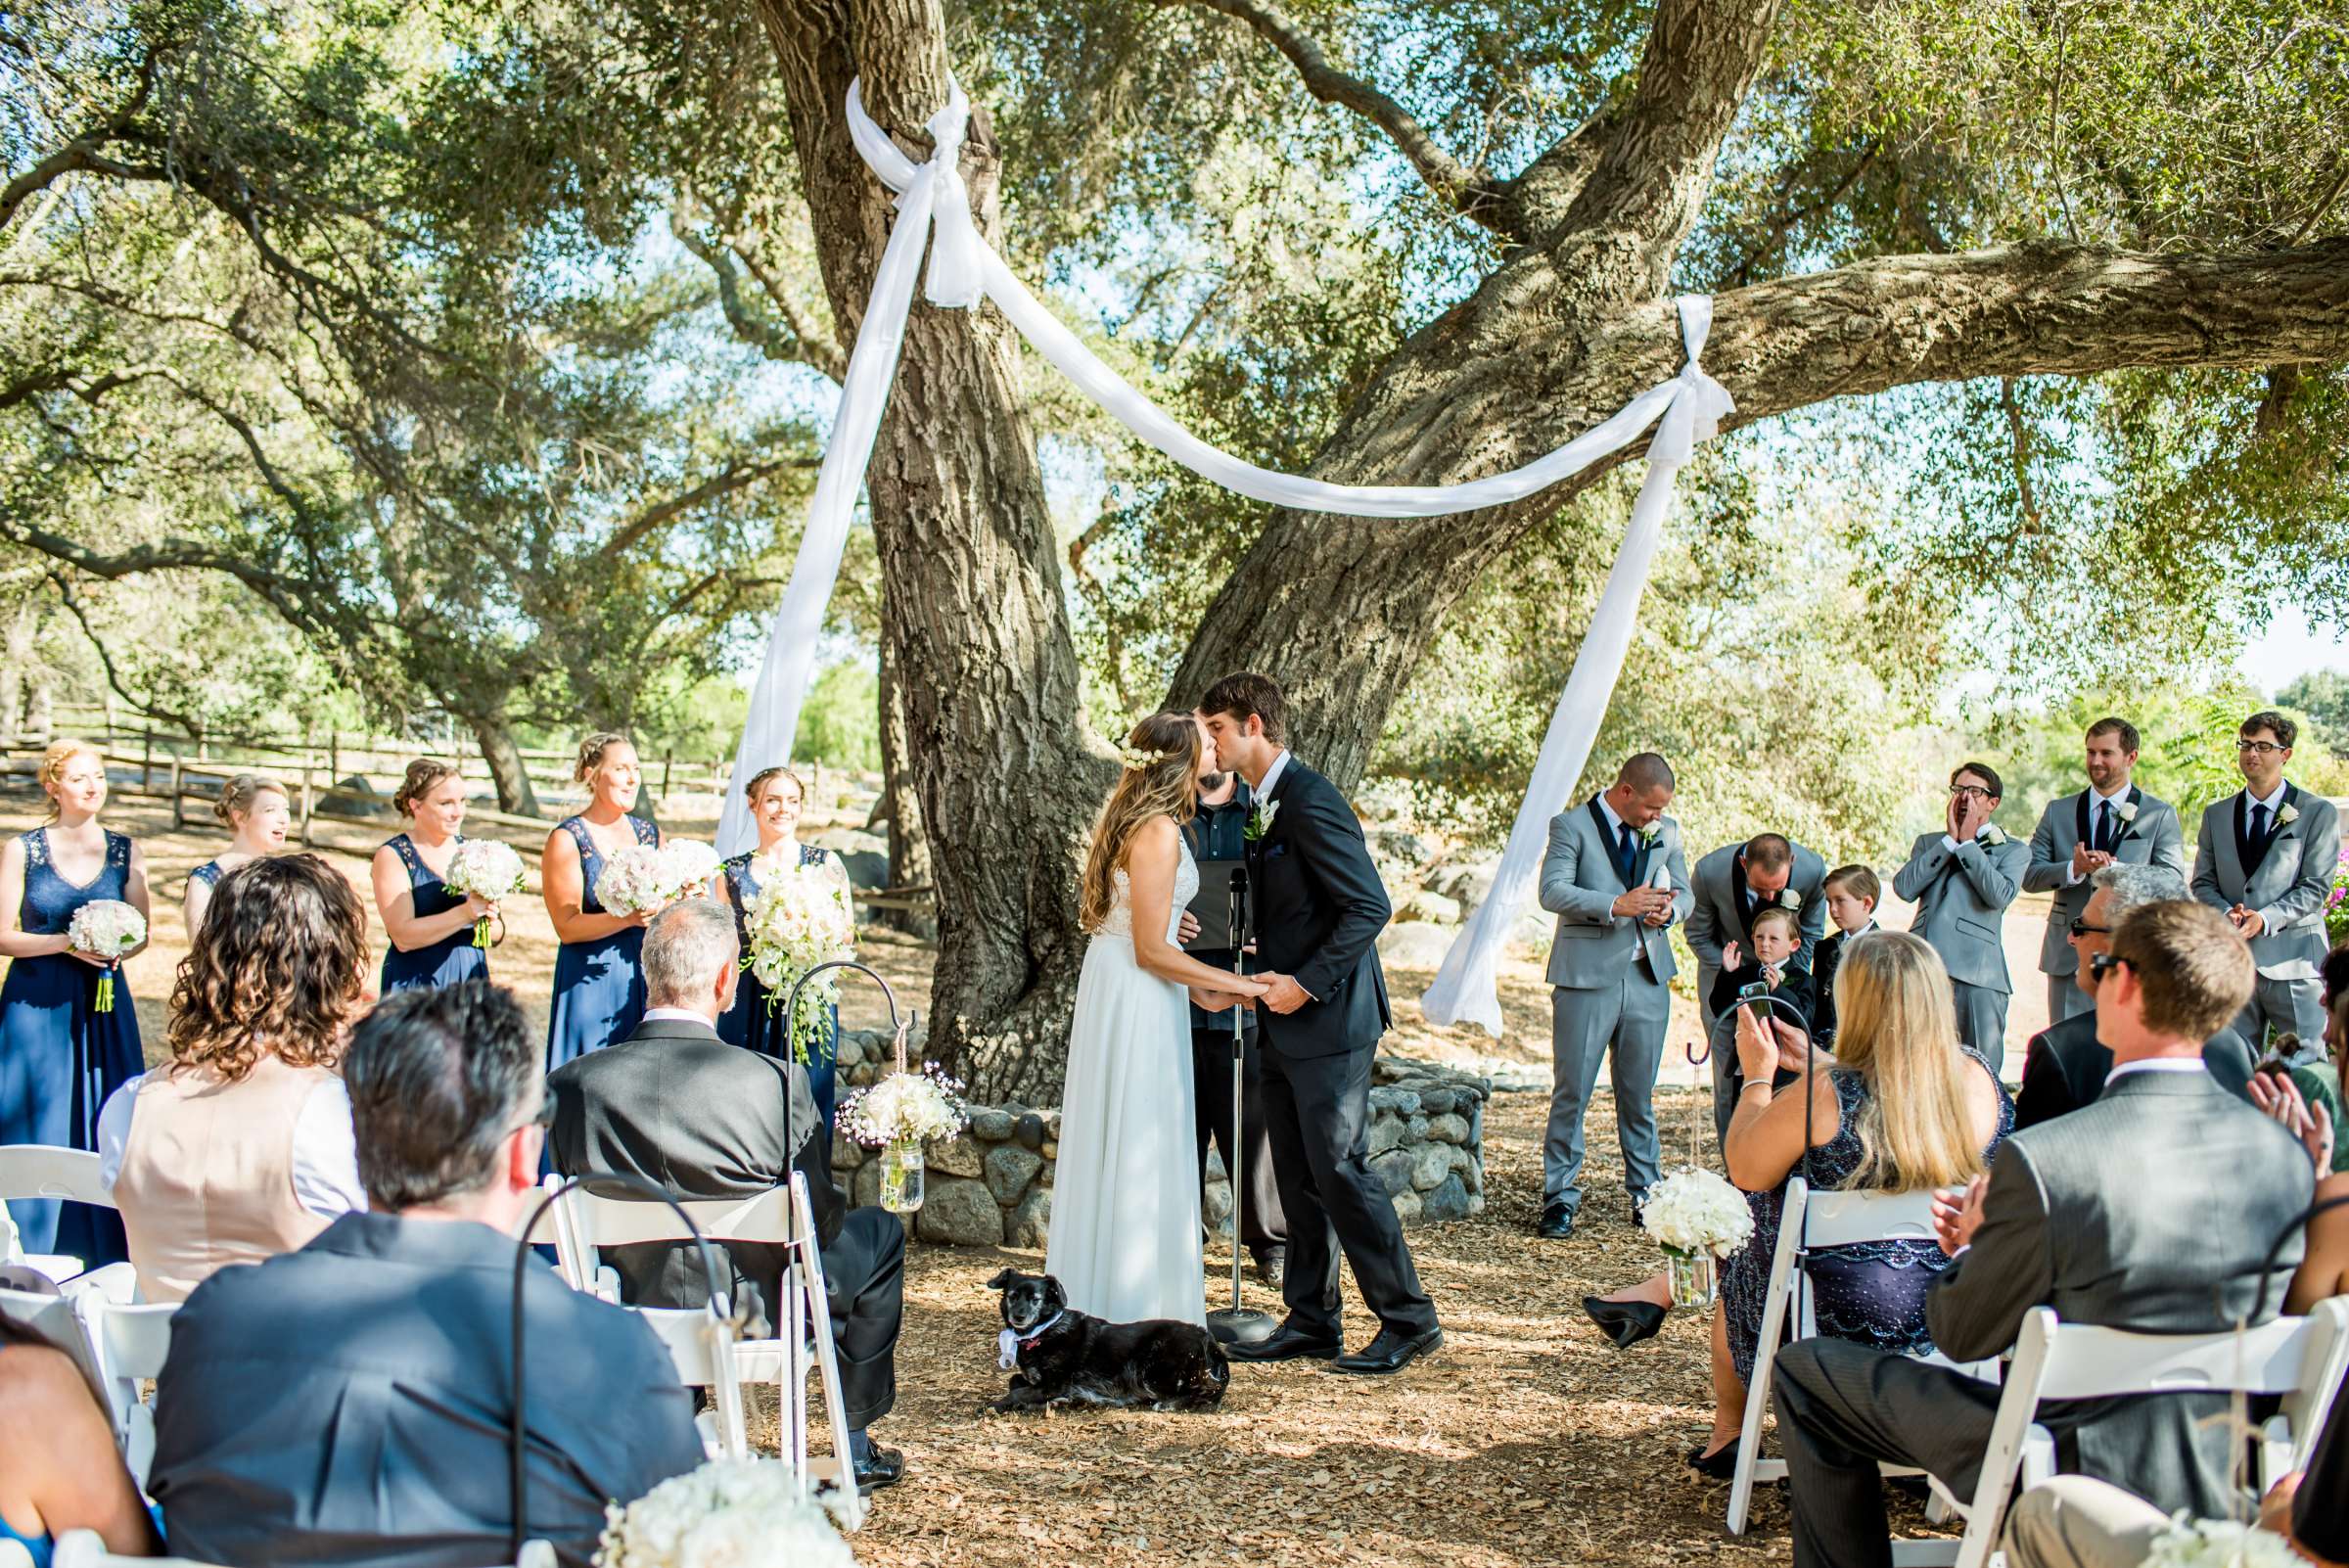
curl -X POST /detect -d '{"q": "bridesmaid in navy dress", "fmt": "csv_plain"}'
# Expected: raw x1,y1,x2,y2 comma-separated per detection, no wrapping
542,733,662,1069
371,759,496,995
0,740,149,1263
717,764,852,1134
182,772,289,936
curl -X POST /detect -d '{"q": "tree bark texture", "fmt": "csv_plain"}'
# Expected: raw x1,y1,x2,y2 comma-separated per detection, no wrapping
871,630,937,937
465,712,543,817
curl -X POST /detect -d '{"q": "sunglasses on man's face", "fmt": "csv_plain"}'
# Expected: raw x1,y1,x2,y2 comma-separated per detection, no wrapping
2068,919,2113,940
2088,952,2131,983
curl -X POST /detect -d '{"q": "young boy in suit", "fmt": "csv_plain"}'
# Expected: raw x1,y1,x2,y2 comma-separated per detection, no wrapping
1810,865,1880,1049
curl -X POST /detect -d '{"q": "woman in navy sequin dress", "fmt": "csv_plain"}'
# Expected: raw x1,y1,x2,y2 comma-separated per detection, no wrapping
1583,931,2010,1477
0,741,150,1263
372,759,495,995
717,764,851,1135
542,733,662,1069
182,773,289,936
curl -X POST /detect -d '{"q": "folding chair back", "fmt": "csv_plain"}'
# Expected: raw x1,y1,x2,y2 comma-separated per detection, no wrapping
554,1186,793,1293
634,1305,750,1459
51,1528,559,1568
0,1144,115,1281
72,1295,176,1485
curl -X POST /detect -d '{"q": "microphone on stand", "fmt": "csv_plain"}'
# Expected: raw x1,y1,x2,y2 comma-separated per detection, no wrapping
1208,865,1275,1346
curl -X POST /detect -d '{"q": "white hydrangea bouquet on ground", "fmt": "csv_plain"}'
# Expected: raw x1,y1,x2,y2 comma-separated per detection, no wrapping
838,1056,969,1215
595,840,721,916
67,899,145,1013
744,860,856,1065
595,1456,856,1568
440,838,526,947
1639,1168,1755,1307
2142,1513,2304,1568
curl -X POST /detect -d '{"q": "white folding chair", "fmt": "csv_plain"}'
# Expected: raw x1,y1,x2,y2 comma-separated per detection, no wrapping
50,1528,558,1567
553,1175,864,1527
0,1144,115,1283
1727,1180,1994,1538
70,1293,177,1486
1925,1299,2349,1568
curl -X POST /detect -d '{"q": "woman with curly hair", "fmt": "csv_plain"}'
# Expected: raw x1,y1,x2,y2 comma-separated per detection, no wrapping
97,853,372,1303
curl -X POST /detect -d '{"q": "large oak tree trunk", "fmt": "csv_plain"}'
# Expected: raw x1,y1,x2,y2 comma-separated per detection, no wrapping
870,631,937,938
464,712,542,817
760,0,1109,1102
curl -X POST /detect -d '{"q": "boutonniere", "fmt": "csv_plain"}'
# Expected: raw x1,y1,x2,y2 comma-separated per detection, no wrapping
1977,823,2009,848
1636,821,1663,847
2277,804,2300,828
1245,800,1281,841
1777,889,1801,910
2114,799,2139,824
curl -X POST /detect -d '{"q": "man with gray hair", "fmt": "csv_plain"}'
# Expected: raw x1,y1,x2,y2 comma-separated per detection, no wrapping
2012,861,2258,1128
546,899,907,1495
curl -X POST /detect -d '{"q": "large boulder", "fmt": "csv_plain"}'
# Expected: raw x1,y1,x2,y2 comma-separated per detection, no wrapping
1369,1148,1415,1197
1419,1173,1473,1222
1006,1185,1051,1250
1432,856,1501,907
984,1144,1044,1206
1374,921,1454,971
1403,890,1462,926
917,1177,1005,1246
1507,910,1555,955
925,1132,985,1179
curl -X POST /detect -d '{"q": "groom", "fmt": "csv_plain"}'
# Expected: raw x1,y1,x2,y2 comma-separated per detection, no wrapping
1198,672,1442,1375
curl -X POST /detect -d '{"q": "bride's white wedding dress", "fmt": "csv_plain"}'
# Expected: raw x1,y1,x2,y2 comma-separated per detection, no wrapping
1044,836,1206,1326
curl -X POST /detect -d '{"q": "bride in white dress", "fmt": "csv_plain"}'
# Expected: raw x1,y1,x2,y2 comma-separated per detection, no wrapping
1046,711,1269,1325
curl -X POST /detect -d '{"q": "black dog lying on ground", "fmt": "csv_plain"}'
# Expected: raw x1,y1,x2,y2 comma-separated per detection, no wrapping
984,1268,1230,1413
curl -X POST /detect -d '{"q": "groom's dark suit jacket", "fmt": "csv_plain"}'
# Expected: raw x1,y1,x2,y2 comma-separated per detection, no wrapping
1247,756,1392,1060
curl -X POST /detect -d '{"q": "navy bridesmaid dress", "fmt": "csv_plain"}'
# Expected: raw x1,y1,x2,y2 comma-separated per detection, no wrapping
0,828,144,1262
716,843,840,1135
187,858,225,895
379,833,489,995
545,814,659,1070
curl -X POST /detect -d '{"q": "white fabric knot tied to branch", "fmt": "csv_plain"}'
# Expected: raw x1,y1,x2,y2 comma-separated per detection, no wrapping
721,76,1737,1038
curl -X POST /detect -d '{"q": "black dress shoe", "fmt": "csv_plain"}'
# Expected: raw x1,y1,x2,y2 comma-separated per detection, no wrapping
1252,1247,1286,1288
1330,1324,1443,1375
1685,1438,1739,1480
1223,1325,1343,1362
1582,1295,1668,1349
853,1445,906,1494
1536,1201,1575,1239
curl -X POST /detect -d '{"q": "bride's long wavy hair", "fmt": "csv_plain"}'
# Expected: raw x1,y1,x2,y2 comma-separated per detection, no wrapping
1080,712,1204,934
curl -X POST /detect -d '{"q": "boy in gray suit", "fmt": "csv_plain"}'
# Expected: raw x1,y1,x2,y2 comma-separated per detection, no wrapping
2191,709,2344,1055
1894,761,2030,1074
2023,717,2188,1025
1534,753,1692,1239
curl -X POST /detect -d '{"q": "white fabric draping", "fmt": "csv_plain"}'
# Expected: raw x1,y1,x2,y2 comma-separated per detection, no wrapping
718,79,1733,1041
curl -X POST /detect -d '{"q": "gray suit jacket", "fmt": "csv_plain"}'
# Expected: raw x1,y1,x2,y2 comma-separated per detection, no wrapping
2022,787,2188,976
1893,830,2030,993
1683,839,1828,1020
1925,1070,2313,1516
1539,800,1691,989
2191,786,2343,981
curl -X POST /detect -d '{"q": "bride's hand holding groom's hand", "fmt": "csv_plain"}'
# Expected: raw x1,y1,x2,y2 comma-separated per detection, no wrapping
1257,973,1311,1015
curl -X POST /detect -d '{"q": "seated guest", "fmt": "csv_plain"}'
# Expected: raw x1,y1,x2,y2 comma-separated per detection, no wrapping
2251,987,2349,1312
147,982,702,1568
1810,864,1881,1049
2012,862,2257,1130
1585,933,2009,1478
2004,1337,2348,1568
547,899,906,1494
0,1310,160,1560
1773,900,2316,1568
99,853,370,1302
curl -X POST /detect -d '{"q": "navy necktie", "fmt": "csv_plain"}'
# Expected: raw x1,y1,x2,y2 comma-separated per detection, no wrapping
2094,801,2112,853
2251,802,2270,843
1618,822,1635,879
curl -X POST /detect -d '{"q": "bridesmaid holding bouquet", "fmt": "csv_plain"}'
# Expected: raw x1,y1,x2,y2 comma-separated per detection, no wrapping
182,772,289,934
717,764,852,1133
0,740,149,1263
372,760,494,995
541,732,661,1069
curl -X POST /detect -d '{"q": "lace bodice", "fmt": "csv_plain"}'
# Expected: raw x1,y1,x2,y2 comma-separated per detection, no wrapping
1100,837,1198,942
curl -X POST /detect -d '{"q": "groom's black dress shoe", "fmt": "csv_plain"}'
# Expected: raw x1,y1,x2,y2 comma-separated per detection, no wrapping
1536,1200,1575,1239
853,1445,906,1494
1223,1325,1342,1362
1330,1325,1443,1375
1582,1295,1667,1349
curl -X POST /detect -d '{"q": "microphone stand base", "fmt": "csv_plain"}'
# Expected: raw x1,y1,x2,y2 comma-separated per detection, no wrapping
1207,1307,1279,1345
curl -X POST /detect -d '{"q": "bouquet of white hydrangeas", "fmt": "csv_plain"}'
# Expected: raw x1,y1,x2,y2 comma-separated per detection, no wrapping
595,841,720,916
744,860,856,1064
595,1456,856,1568
655,841,721,899
1640,1168,1754,1260
68,899,145,1013
2142,1514,2304,1568
440,839,526,947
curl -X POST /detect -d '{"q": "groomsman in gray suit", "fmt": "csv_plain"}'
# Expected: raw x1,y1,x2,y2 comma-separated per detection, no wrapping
1684,832,1826,1138
1535,753,1691,1240
2023,717,2188,1025
1893,761,2030,1074
2190,708,2345,1054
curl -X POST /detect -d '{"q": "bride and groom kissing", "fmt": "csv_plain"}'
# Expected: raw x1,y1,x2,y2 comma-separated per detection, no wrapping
1042,671,1443,1376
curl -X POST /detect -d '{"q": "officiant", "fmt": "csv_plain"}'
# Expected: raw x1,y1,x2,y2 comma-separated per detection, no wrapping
1183,765,1289,1285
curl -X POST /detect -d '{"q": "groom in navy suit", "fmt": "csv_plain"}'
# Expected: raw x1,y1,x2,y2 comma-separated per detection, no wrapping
1198,672,1442,1375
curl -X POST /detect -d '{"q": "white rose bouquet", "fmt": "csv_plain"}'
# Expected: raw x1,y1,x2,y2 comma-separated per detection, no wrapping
595,841,720,916
655,841,721,900
744,860,856,1064
68,899,144,1014
440,839,526,948
1640,1168,1754,1260
596,1456,856,1568
2142,1514,2303,1568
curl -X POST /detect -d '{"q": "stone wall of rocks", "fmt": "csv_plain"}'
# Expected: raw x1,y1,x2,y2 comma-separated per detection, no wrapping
829,1030,1490,1248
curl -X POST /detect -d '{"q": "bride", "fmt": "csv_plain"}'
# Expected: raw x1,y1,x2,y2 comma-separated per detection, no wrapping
1046,711,1269,1326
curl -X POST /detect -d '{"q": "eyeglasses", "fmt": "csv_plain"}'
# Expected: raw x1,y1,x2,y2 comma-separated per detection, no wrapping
2067,919,2112,939
2088,953,2131,982
1950,785,1996,801
2236,740,2285,756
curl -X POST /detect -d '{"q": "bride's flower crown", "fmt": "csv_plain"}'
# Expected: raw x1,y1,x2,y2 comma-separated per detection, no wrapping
1118,744,1172,770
